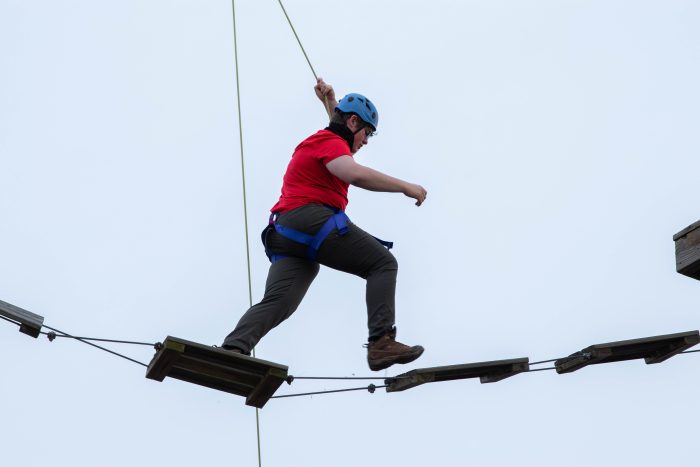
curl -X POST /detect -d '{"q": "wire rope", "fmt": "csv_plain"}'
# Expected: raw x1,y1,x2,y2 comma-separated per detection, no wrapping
271,384,385,399
526,366,557,373
40,331,155,347
0,314,20,327
290,375,401,381
42,324,148,368
529,358,560,366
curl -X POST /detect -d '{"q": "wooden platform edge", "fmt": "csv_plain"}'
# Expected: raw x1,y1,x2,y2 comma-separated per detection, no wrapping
245,367,289,408
146,336,289,408
673,220,700,241
555,330,700,374
145,337,184,381
0,299,44,338
644,332,700,364
480,360,530,384
385,357,530,393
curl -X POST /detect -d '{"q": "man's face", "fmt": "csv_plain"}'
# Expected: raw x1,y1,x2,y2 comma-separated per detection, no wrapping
348,115,374,154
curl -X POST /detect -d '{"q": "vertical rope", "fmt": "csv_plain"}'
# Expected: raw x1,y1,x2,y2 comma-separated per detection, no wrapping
230,2,263,467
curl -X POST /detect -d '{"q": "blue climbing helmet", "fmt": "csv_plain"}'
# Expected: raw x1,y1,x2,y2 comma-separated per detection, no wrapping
335,93,379,131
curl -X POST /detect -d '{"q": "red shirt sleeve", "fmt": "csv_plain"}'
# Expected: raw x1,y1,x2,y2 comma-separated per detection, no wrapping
317,138,352,165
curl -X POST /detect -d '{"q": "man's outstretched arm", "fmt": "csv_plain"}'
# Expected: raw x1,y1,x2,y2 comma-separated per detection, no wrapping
326,156,428,206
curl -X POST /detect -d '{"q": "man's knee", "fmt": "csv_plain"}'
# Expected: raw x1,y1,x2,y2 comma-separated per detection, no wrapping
376,250,398,273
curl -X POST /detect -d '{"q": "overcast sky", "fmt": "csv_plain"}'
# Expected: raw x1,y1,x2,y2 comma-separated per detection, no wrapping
2,1,700,466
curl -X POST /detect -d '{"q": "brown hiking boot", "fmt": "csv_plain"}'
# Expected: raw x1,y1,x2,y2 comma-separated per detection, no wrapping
366,329,424,371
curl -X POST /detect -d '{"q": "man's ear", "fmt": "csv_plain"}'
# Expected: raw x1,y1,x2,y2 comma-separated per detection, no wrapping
347,114,359,131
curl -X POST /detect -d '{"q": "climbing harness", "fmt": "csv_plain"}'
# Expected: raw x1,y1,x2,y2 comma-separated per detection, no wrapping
261,206,393,263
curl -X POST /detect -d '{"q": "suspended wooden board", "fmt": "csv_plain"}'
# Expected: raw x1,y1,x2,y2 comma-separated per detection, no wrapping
555,330,700,374
385,357,530,393
674,220,700,281
146,336,288,408
0,299,44,338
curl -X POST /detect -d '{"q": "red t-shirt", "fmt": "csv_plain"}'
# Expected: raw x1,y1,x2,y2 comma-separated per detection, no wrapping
271,129,352,213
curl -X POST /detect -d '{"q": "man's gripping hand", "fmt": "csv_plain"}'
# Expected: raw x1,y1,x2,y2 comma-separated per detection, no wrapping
315,78,337,117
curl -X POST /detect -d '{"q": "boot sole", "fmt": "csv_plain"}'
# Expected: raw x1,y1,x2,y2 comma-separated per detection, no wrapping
368,346,424,371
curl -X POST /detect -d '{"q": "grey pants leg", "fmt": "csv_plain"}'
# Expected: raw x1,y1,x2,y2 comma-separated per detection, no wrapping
222,204,397,353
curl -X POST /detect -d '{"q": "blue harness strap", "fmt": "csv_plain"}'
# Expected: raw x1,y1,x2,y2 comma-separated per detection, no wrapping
262,207,392,263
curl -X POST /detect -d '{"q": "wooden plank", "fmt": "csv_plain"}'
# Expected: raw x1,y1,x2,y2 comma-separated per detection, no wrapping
555,330,700,374
246,367,289,408
0,299,44,338
385,358,529,393
169,354,262,388
673,220,700,241
674,221,700,280
146,336,288,408
166,367,253,398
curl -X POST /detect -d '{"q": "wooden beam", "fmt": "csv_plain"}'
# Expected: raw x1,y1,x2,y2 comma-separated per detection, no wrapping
146,336,288,408
555,330,700,374
0,299,44,338
385,358,530,393
674,220,700,281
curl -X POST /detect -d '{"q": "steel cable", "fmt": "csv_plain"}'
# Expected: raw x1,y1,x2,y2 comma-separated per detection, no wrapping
42,324,148,368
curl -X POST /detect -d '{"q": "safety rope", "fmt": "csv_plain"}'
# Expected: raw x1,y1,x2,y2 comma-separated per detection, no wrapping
230,2,262,467
276,0,332,118
276,0,318,80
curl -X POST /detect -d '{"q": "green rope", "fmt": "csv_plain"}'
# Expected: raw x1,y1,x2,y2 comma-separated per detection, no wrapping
230,2,262,467
276,0,318,81
276,0,332,118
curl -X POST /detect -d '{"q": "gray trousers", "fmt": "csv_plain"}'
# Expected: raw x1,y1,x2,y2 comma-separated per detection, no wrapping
222,204,397,353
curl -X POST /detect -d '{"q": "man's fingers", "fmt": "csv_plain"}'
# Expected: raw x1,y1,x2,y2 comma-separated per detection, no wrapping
413,195,424,206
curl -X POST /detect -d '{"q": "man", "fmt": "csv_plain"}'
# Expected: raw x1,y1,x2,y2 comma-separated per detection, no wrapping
222,79,427,371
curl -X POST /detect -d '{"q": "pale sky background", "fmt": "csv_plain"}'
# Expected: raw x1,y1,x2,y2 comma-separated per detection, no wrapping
2,1,700,466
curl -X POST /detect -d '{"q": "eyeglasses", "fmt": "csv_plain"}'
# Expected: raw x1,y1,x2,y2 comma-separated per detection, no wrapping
364,127,376,139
